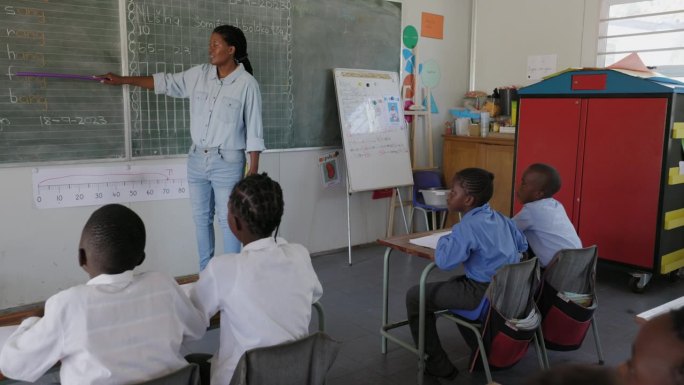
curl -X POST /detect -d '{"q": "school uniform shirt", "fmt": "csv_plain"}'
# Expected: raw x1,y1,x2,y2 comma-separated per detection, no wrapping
0,271,206,385
513,197,582,267
436,203,528,283
189,237,323,385
153,63,266,153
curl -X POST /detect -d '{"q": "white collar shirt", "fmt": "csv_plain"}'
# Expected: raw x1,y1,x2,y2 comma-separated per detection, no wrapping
189,237,323,385
0,271,206,384
513,198,582,266
152,63,266,152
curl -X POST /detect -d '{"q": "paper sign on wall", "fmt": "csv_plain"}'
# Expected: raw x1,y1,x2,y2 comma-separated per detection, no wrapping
421,12,444,39
527,54,558,81
319,151,341,188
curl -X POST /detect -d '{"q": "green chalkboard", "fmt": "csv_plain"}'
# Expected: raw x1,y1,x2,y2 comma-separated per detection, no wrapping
0,1,125,163
0,0,401,163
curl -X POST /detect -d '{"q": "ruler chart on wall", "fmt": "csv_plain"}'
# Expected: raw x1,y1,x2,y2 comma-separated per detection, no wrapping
333,68,413,264
32,164,188,209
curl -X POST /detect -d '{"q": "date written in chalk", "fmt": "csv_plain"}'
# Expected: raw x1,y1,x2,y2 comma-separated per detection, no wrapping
39,116,108,125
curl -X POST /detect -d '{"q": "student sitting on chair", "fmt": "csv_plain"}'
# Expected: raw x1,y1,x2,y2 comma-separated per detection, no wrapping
618,306,684,385
405,168,528,380
513,163,581,267
0,204,206,384
189,173,323,384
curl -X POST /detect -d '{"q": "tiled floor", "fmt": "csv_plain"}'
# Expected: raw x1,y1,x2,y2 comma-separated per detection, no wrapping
312,244,684,385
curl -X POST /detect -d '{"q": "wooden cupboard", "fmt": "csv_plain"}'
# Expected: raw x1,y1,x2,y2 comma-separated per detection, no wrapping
442,134,515,219
515,69,684,291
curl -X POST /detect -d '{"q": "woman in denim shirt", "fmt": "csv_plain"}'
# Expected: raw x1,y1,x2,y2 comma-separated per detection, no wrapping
101,25,265,271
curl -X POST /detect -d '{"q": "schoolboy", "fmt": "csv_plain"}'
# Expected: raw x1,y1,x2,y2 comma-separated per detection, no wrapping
189,173,323,384
513,163,581,267
405,168,528,380
0,204,206,384
618,306,684,385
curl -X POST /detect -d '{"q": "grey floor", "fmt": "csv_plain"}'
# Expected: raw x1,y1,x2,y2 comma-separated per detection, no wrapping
311,243,684,385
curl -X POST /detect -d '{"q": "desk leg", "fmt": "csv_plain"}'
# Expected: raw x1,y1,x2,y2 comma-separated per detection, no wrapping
382,247,392,354
418,262,437,385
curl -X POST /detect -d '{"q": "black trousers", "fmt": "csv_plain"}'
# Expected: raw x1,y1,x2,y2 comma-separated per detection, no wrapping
405,275,488,376
185,353,212,385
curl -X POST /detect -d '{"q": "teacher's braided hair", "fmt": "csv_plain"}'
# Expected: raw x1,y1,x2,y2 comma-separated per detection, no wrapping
453,168,494,208
229,173,283,238
213,25,254,75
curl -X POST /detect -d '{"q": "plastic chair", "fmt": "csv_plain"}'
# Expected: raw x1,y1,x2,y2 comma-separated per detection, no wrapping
438,258,548,384
229,332,341,385
536,245,605,366
135,364,200,385
410,170,448,231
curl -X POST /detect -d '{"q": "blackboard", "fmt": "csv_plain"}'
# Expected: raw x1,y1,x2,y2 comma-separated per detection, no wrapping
333,68,413,193
0,0,401,163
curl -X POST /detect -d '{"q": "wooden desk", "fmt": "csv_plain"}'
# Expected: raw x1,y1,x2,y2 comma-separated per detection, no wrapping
378,230,440,385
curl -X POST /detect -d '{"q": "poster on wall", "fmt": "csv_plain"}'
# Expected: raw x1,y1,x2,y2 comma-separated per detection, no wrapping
319,151,340,188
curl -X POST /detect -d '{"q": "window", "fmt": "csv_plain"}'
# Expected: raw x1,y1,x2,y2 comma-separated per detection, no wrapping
598,0,684,82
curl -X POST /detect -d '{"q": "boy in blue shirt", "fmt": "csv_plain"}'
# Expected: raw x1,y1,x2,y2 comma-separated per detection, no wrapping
405,168,528,380
513,163,581,267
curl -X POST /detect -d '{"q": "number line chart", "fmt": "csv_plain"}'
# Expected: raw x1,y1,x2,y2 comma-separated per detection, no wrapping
32,164,188,209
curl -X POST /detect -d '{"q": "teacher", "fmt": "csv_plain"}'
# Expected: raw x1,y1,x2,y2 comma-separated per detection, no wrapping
100,25,265,271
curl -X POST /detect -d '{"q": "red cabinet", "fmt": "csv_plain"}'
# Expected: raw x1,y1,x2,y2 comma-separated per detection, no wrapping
514,70,684,284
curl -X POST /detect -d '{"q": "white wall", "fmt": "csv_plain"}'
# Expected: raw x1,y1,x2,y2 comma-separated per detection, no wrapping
472,0,600,92
0,0,470,308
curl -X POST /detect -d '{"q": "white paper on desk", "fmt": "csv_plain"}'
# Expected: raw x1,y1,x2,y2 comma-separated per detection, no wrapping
408,231,451,249
0,325,19,349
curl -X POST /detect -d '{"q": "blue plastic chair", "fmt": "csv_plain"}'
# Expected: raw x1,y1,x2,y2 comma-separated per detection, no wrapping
410,170,448,231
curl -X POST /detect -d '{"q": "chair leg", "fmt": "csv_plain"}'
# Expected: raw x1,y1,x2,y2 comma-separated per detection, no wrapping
536,327,550,369
532,331,548,370
423,210,430,231
591,317,605,365
408,207,415,233
439,212,447,229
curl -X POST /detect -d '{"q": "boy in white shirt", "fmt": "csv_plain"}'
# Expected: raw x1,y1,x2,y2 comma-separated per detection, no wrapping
513,163,582,267
189,173,323,385
0,204,206,384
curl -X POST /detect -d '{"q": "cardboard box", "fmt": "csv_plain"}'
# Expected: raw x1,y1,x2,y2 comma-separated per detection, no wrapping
469,124,480,136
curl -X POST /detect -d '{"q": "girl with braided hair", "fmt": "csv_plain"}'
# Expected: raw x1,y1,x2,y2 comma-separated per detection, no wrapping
405,168,528,380
100,25,264,271
188,173,323,384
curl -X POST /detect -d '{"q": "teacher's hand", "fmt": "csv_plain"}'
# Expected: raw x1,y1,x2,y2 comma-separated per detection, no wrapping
98,72,125,86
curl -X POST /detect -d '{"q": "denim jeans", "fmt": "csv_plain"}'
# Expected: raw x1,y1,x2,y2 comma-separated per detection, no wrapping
187,145,245,271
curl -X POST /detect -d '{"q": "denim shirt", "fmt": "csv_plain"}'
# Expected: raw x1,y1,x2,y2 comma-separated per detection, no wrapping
153,63,266,153
435,203,528,283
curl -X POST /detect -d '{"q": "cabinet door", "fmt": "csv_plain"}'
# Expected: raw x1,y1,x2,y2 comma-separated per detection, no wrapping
481,143,514,216
442,139,478,186
578,98,667,269
515,98,582,219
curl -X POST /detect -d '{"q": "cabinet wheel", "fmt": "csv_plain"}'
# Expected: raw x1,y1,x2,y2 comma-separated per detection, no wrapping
628,276,648,294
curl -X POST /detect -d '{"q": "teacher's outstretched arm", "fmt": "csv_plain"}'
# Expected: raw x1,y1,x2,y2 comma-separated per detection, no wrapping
98,73,154,90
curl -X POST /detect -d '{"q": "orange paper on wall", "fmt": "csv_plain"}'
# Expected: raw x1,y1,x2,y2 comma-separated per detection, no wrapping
421,12,444,39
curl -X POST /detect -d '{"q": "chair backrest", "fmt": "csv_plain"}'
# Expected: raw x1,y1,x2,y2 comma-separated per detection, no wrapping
543,245,598,294
135,364,200,385
487,257,540,320
412,170,445,205
229,332,341,385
